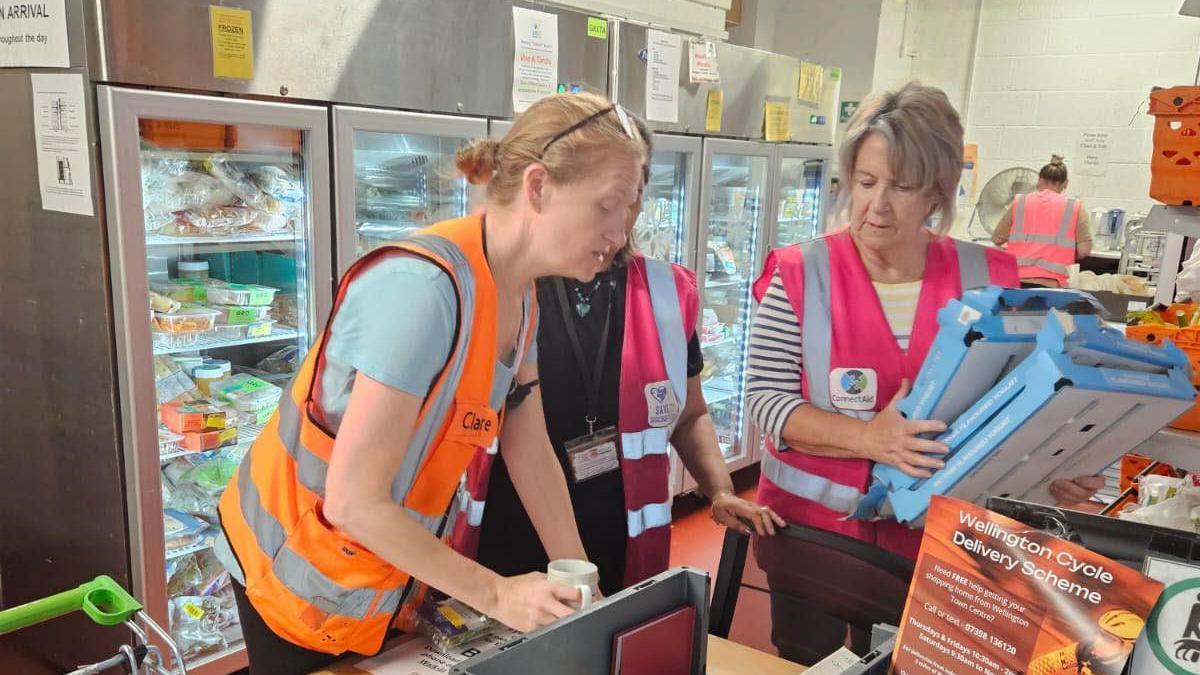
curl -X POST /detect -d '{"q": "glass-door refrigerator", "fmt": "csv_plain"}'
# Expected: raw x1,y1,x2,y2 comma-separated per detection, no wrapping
98,86,332,674
686,139,774,492
333,108,487,275
771,144,834,247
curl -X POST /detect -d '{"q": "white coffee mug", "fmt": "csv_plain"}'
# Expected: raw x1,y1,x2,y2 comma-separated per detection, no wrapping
547,558,599,610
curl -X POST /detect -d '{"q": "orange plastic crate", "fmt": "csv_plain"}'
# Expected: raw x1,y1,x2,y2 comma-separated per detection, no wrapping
1149,86,1200,206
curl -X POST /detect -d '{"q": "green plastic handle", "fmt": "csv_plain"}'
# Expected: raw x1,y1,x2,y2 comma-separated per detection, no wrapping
0,575,142,635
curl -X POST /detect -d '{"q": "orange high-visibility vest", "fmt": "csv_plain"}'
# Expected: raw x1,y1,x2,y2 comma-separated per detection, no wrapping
218,214,531,655
1007,190,1080,286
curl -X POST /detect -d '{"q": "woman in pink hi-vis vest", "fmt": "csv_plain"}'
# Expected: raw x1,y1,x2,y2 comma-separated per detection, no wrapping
469,114,785,598
746,83,1107,665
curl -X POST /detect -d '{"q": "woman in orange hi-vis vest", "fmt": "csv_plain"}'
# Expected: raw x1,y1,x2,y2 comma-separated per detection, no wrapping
992,155,1095,288
214,93,650,673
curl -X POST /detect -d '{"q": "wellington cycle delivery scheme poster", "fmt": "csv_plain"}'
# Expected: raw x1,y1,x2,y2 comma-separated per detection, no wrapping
893,496,1164,675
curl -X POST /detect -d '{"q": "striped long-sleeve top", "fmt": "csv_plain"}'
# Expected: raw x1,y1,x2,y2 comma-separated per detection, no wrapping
745,270,922,448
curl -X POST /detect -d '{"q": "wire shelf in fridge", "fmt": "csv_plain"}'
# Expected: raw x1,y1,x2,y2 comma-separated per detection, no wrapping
153,326,300,356
146,232,297,247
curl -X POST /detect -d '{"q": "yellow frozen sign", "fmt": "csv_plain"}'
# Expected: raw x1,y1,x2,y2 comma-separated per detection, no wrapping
764,101,791,142
706,89,723,132
210,5,254,80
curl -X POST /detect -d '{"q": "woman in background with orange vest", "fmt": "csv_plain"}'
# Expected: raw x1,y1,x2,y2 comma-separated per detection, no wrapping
215,93,649,673
992,155,1094,288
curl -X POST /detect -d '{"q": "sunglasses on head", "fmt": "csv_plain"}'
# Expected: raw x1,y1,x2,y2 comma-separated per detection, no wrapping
540,103,640,156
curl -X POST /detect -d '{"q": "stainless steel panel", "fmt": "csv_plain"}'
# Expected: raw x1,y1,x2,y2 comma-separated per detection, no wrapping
94,0,609,117
97,86,330,673
0,67,129,672
333,107,487,276
789,65,842,146
612,21,800,140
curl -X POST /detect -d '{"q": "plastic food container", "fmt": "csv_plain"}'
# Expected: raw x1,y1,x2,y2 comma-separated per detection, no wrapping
192,365,227,397
211,304,272,325
209,374,283,414
152,330,202,350
204,281,278,306
162,400,232,434
159,428,184,456
178,260,210,280
214,320,275,340
153,306,219,333
151,280,206,304
179,426,238,452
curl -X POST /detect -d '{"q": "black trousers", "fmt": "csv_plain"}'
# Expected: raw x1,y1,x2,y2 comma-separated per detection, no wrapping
768,593,870,666
230,579,341,675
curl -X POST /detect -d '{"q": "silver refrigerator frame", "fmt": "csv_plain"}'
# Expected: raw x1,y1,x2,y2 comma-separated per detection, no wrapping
332,106,488,277
766,142,836,246
686,137,776,492
97,85,333,675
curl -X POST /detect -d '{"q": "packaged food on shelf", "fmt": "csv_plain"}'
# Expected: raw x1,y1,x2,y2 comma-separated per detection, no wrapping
180,426,238,452
167,552,203,598
157,204,260,237
170,594,230,658
210,373,283,414
159,428,184,457
141,160,235,231
164,480,219,520
203,280,278,306
152,306,219,333
163,456,200,486
205,154,283,215
149,289,181,314
211,304,272,325
177,260,210,280
271,293,300,328
213,319,275,340
180,454,240,496
162,400,233,433
152,330,201,350
248,165,305,204
192,365,227,397
151,280,206,304
256,345,300,375
154,355,200,404
164,508,208,544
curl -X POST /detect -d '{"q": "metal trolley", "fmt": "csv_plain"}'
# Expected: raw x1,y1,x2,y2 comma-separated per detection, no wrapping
0,575,186,675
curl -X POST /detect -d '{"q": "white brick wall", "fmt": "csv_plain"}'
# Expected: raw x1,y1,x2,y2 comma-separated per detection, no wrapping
963,0,1200,238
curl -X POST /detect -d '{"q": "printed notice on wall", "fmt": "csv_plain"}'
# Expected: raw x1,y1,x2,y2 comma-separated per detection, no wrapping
688,39,719,84
30,73,93,216
645,29,681,123
892,497,1163,675
209,6,253,80
512,6,558,113
0,0,68,67
1075,129,1111,177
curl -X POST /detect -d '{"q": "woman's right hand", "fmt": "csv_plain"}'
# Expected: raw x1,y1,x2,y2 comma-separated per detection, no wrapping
490,572,579,632
860,380,949,478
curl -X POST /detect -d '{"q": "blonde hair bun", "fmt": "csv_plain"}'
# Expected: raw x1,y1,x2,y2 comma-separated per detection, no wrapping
456,139,501,186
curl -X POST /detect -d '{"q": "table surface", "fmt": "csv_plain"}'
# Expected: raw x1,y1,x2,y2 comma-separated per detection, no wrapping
313,634,804,674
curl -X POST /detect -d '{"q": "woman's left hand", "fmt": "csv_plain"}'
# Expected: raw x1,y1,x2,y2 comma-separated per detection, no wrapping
1049,475,1107,507
710,493,787,536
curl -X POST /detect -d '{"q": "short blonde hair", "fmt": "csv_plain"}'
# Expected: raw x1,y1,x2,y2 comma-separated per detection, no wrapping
456,92,648,206
836,82,963,235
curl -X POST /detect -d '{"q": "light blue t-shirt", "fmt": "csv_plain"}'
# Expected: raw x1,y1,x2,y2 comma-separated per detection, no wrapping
317,255,537,432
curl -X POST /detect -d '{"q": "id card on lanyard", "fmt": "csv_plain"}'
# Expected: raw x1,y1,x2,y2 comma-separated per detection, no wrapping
554,278,621,483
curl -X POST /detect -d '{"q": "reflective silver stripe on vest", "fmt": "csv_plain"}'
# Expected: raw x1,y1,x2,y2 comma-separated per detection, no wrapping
627,500,672,538
644,258,689,406
953,239,990,292
800,239,834,411
1017,257,1069,274
457,489,487,527
388,233,476,504
621,427,671,460
760,450,864,515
